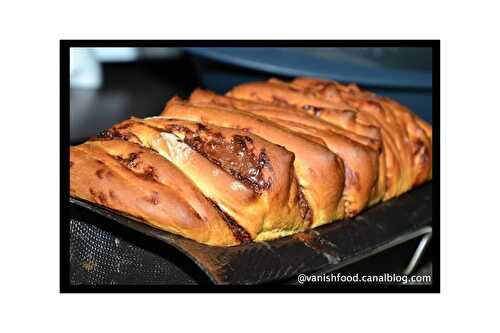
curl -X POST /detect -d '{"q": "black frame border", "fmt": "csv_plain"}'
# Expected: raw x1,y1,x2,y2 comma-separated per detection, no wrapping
60,40,440,293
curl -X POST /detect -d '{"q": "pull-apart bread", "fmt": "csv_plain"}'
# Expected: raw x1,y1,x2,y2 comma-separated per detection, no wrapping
70,76,432,246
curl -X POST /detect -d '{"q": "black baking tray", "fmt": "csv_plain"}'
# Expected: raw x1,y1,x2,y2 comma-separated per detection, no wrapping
69,183,432,285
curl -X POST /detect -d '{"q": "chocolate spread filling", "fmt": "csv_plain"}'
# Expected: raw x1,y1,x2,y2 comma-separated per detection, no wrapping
90,129,122,141
90,128,143,144
115,152,141,169
111,152,161,183
163,124,272,193
96,121,272,191
297,186,313,224
209,200,252,244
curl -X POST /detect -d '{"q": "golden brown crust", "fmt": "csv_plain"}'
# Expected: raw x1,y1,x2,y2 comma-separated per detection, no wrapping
228,78,431,200
70,140,239,246
190,89,381,152
188,89,383,215
270,120,382,214
160,97,346,227
269,117,385,207
226,80,382,142
107,117,306,241
374,96,432,185
292,77,432,192
226,80,401,199
312,86,413,195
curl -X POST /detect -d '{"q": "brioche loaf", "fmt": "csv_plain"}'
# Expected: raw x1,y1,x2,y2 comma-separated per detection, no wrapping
69,76,432,246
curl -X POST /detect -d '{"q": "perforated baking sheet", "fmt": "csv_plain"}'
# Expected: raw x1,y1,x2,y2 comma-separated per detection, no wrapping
69,183,432,284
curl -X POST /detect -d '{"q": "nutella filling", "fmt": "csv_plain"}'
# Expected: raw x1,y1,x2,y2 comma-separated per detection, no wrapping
297,186,313,225
111,152,161,182
100,121,273,193
162,124,272,193
114,152,141,168
90,127,143,145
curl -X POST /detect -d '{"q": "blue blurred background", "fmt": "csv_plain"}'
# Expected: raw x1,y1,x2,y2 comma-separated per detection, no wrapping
70,47,433,143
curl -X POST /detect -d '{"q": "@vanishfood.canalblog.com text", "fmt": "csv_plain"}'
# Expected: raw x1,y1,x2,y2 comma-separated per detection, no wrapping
297,272,432,285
